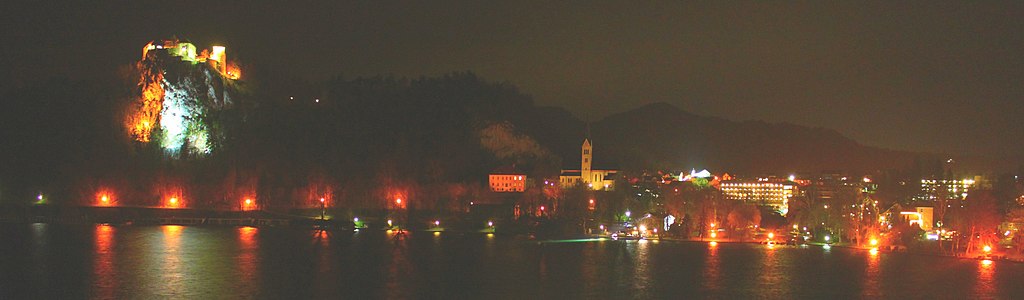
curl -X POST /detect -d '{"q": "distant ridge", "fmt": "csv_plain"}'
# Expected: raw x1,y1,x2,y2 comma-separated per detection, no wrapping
556,102,923,174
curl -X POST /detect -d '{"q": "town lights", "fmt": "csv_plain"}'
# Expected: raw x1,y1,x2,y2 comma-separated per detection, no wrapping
768,232,775,239
983,245,992,253
870,238,879,246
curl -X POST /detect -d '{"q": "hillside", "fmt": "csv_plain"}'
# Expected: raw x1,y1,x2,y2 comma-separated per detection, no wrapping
1,72,931,208
576,102,920,174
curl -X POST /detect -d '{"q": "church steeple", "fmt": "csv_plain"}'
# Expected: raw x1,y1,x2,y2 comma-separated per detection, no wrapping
581,139,592,184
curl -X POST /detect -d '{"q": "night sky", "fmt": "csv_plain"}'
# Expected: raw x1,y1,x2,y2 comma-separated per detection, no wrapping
3,1,1022,159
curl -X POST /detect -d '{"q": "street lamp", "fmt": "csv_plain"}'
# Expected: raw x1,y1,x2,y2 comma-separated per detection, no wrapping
319,197,326,220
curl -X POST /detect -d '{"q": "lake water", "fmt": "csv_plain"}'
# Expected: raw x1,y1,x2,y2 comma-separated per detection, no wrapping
1,223,1022,299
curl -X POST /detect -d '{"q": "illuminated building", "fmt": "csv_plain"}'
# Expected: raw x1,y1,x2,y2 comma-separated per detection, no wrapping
141,39,237,78
916,177,979,202
559,139,617,190
489,166,526,192
900,207,934,230
718,180,796,215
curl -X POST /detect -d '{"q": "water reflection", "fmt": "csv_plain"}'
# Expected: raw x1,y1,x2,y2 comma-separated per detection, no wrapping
862,248,881,298
384,231,413,299
157,225,185,296
237,226,259,291
4,225,1024,299
92,225,116,299
632,240,652,296
312,229,330,246
975,260,995,297
702,242,721,293
757,243,786,297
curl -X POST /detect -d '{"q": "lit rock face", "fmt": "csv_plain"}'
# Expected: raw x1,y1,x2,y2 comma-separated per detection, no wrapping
127,39,241,156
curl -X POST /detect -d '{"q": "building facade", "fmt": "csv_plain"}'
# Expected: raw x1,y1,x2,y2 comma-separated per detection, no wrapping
489,166,526,192
915,177,977,202
719,180,796,215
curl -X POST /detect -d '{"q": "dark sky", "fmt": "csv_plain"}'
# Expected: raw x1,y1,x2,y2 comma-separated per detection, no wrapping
3,1,1023,158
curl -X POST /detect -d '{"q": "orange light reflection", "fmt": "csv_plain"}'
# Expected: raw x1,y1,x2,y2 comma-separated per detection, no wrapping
976,259,995,297
91,225,116,299
237,226,259,289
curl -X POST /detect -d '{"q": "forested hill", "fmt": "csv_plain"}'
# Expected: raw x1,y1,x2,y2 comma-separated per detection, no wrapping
0,72,924,207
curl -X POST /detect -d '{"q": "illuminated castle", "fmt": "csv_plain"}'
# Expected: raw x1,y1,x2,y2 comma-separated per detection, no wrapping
141,39,239,79
128,38,243,155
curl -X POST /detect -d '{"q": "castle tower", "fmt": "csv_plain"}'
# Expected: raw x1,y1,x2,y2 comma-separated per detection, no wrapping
581,139,592,185
210,46,227,74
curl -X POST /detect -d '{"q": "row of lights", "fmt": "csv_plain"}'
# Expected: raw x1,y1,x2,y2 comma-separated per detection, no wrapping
33,191,261,210
363,218,496,230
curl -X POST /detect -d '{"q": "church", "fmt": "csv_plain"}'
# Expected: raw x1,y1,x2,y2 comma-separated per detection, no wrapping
559,139,617,191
